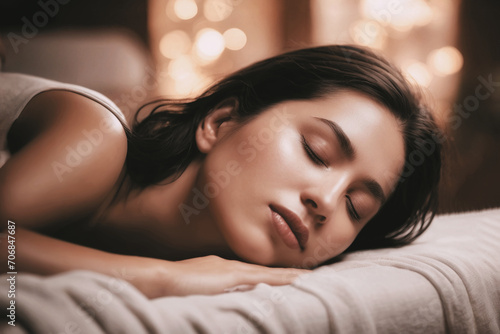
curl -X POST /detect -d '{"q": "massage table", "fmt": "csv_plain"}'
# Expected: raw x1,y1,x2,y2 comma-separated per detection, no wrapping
1,208,499,333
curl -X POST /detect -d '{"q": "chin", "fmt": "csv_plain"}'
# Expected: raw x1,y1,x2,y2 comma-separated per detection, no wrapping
267,255,307,268
241,253,275,266
235,242,277,266
234,243,306,268
226,226,277,266
211,201,276,265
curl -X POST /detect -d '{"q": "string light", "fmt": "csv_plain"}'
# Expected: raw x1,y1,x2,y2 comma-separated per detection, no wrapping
157,0,249,96
349,19,387,49
159,30,192,59
167,55,207,96
223,28,247,50
195,28,225,63
173,0,198,20
405,61,433,87
360,0,434,32
168,56,196,81
156,0,457,97
428,46,463,76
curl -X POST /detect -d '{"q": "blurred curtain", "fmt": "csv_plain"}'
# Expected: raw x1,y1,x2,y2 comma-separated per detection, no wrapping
439,0,500,212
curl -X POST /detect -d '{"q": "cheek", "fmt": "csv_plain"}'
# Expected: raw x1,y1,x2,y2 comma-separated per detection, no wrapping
251,135,297,180
196,127,308,265
200,129,299,225
329,221,359,246
312,220,361,259
213,127,303,190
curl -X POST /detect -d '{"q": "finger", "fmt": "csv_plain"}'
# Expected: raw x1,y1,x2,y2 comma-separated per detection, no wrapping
237,268,311,287
242,264,312,278
223,284,256,293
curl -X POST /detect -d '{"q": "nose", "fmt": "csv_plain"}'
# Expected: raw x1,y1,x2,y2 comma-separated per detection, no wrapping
300,173,350,225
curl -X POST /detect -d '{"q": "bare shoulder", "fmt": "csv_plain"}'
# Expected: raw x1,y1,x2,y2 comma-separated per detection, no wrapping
0,90,128,229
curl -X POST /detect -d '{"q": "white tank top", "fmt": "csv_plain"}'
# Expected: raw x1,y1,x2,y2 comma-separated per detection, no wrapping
0,72,127,167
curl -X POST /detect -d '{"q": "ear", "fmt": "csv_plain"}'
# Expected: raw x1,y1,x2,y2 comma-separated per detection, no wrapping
196,99,238,153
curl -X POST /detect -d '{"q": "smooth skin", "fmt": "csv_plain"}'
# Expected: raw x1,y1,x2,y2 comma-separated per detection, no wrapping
0,89,404,297
0,91,307,298
193,91,405,267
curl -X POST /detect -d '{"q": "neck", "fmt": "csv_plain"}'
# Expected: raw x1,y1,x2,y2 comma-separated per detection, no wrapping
93,160,235,259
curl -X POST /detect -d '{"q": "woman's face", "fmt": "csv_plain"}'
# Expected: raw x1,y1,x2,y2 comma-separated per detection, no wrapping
196,90,405,268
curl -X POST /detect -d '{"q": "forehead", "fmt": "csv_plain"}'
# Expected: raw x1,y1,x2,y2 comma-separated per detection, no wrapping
282,90,405,191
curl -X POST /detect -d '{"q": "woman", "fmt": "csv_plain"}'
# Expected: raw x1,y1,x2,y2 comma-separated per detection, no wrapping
0,45,442,298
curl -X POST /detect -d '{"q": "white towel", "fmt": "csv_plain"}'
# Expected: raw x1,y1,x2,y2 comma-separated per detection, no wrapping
1,208,499,333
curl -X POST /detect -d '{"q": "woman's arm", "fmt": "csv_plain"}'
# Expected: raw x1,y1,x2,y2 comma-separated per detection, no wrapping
1,227,166,297
0,90,308,298
1,227,306,298
3,227,181,298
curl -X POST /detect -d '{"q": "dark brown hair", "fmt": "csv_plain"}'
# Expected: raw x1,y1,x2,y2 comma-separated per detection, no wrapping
125,45,442,252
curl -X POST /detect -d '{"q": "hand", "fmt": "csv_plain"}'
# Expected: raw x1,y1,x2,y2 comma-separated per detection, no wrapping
154,255,311,297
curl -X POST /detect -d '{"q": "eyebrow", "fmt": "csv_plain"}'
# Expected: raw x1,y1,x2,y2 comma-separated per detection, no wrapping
362,179,387,205
312,117,387,204
314,117,355,160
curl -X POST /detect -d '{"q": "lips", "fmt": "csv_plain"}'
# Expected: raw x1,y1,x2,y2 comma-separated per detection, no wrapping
270,204,309,250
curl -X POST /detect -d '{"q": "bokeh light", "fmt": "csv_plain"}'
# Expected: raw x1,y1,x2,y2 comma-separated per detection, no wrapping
159,30,192,59
174,0,198,20
195,28,225,62
361,0,434,32
413,1,434,26
350,20,387,49
428,46,463,76
154,0,458,99
204,0,234,22
223,28,247,50
405,61,433,87
167,56,196,81
167,55,207,95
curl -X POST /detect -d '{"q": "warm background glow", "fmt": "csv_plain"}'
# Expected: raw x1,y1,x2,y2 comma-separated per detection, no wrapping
2,0,498,213
150,0,462,116
311,0,462,117
145,0,499,213
150,0,278,98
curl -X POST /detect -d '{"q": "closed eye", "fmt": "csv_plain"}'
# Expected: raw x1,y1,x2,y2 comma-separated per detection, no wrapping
301,135,328,167
345,195,361,222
